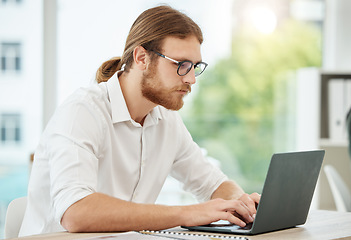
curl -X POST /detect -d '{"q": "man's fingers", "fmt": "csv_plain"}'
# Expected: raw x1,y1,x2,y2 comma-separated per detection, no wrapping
226,212,247,227
237,194,257,216
185,197,261,228
224,200,254,224
208,193,262,227
250,192,261,204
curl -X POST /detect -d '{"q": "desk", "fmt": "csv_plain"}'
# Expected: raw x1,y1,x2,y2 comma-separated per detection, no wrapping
10,210,351,240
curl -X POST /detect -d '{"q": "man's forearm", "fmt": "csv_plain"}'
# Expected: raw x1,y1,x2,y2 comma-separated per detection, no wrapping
61,192,184,233
211,180,245,200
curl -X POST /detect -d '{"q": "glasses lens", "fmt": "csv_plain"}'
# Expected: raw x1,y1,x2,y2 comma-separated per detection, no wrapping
177,61,193,76
194,62,208,77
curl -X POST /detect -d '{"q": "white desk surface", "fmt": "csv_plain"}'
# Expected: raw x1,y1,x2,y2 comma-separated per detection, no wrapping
9,210,351,240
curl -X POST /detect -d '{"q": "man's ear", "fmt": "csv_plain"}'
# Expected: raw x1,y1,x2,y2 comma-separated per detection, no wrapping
133,46,149,70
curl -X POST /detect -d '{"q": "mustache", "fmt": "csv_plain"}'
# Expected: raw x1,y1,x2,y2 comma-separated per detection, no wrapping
175,84,192,93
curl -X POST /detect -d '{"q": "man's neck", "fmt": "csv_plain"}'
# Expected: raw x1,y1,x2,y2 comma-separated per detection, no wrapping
118,71,156,125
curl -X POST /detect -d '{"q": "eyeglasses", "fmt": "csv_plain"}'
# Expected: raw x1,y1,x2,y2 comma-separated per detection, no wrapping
148,49,208,77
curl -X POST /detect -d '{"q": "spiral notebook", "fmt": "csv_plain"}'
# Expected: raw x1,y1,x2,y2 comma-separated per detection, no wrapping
79,230,249,239
140,230,249,239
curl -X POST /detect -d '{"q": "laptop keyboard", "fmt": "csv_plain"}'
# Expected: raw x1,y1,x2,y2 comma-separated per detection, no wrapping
204,221,253,231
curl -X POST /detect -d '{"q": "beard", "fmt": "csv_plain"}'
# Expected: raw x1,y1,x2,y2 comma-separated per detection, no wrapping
141,64,191,111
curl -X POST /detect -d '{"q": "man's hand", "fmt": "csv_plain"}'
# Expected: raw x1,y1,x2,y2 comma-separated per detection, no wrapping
238,192,261,218
181,198,257,227
208,180,261,226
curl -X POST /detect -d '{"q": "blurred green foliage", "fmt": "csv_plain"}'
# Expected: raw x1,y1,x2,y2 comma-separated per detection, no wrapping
180,20,322,193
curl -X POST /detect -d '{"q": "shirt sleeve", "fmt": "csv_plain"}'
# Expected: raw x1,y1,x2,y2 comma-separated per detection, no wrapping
169,113,228,202
44,96,105,223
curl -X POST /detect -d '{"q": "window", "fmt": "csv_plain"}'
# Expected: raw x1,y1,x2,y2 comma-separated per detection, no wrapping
0,113,22,144
1,0,22,4
179,1,323,193
1,42,21,73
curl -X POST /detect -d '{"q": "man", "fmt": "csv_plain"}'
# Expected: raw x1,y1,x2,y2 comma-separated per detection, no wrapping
19,5,260,236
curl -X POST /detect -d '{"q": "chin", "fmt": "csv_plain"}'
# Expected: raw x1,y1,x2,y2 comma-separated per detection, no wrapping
162,101,184,111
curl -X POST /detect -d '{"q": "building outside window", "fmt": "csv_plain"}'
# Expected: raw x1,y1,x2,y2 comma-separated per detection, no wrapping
0,113,22,144
1,42,21,73
1,0,22,5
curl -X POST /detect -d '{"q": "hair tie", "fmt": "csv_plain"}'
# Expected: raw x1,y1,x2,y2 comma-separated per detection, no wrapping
121,64,126,71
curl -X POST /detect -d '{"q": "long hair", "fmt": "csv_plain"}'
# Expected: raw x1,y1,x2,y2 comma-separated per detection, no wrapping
95,5,203,83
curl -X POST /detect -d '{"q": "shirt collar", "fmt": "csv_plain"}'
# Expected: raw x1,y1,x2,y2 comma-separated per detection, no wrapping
145,105,163,127
106,71,163,125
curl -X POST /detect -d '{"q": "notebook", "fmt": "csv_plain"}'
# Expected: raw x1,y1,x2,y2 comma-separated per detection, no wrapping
182,150,325,235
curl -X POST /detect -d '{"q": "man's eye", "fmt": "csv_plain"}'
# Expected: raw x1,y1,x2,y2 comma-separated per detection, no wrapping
180,62,191,69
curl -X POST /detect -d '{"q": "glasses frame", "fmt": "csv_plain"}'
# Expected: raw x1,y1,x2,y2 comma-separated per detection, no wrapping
147,49,208,77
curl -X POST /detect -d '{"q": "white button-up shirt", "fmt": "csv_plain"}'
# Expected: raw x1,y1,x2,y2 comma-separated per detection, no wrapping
19,72,228,236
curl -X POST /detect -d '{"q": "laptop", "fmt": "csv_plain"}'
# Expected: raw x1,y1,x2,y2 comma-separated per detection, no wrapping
182,150,325,235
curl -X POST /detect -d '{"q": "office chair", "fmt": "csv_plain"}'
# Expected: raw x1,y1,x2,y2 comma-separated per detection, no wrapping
324,165,351,212
4,196,27,239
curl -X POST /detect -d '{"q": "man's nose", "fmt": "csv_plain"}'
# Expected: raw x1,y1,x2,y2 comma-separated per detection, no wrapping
181,68,196,85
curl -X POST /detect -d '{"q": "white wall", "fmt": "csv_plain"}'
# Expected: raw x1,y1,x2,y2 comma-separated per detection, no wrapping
323,0,351,71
